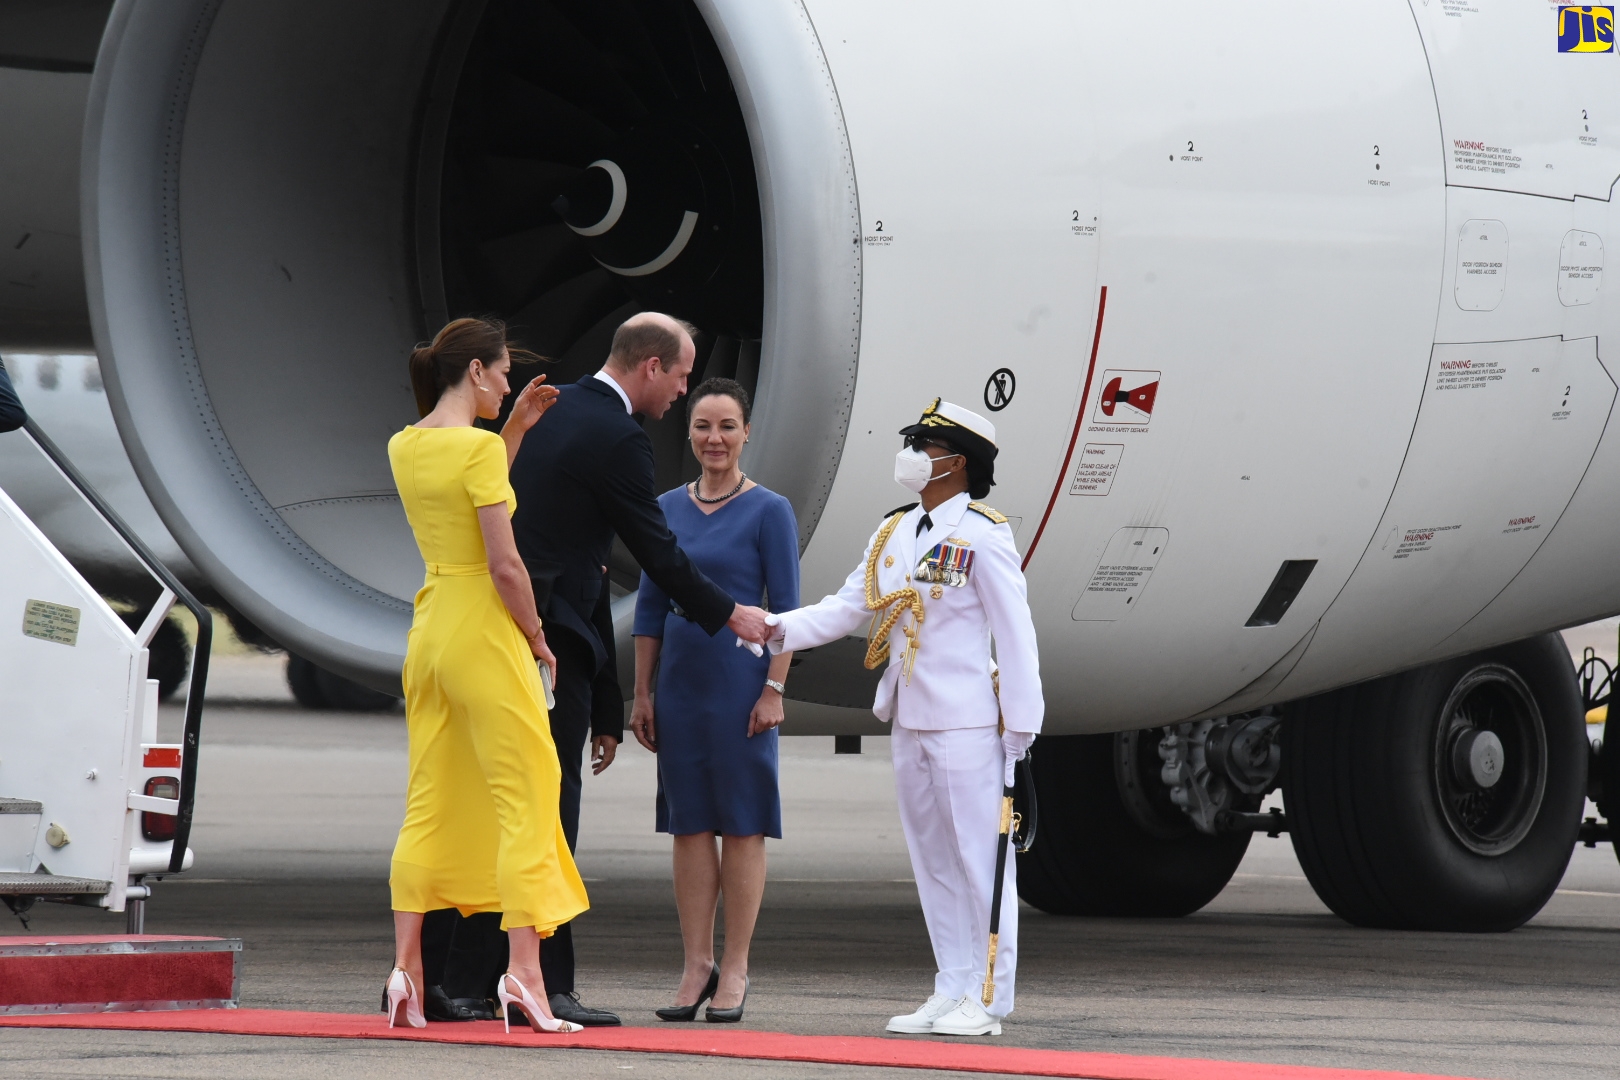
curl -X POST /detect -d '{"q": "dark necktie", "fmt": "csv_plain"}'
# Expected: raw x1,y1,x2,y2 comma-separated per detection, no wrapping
916,512,933,538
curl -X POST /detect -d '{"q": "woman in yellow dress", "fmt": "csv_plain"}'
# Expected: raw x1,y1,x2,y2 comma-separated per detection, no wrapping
383,317,589,1034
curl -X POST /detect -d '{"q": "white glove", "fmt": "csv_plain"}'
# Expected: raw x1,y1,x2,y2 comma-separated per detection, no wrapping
763,612,787,654
1002,730,1035,787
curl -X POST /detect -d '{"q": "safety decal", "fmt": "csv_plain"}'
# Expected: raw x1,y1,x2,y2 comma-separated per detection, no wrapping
1092,370,1159,426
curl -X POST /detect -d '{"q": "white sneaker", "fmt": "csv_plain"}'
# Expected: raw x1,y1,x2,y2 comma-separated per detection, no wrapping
885,993,960,1034
930,995,1002,1036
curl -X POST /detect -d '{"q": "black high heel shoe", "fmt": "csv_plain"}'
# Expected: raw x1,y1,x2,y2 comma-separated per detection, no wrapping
705,975,749,1023
655,964,719,1022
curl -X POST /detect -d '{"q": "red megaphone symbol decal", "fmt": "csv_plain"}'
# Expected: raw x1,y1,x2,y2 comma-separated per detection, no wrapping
1099,376,1159,419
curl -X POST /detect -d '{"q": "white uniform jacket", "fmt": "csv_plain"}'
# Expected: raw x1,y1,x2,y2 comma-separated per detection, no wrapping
772,491,1044,733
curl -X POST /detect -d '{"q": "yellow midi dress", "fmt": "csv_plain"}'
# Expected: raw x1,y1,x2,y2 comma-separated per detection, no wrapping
387,425,588,933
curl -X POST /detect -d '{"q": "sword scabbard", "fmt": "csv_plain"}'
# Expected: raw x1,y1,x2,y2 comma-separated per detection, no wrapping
980,934,999,1006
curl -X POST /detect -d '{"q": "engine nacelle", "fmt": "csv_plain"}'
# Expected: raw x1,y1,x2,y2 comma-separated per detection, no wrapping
83,0,857,691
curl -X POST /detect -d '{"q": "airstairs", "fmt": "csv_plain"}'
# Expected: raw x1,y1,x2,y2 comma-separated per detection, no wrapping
0,420,211,935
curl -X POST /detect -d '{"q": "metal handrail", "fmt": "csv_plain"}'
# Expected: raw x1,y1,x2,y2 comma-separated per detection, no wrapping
21,418,210,874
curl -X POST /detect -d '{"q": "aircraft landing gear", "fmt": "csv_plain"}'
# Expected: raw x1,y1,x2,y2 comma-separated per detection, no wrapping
1016,731,1252,916
1284,632,1587,931
119,609,191,700
286,654,400,712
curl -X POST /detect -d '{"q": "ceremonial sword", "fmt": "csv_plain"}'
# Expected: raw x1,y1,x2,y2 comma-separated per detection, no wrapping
981,781,1015,1007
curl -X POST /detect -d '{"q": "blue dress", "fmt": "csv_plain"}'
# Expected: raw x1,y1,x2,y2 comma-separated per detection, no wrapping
634,484,800,838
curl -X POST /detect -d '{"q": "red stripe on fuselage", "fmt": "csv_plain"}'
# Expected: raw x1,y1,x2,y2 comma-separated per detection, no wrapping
1022,285,1107,571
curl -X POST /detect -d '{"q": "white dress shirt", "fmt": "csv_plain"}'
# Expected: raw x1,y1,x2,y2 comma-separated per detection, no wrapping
593,369,633,414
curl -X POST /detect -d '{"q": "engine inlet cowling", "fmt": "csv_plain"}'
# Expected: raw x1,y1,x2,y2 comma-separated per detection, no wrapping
84,0,860,690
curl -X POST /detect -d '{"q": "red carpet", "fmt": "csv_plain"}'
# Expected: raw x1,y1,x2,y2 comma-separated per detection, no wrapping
0,1009,1483,1080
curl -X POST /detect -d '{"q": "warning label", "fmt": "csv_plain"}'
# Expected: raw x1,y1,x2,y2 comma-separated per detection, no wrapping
1072,527,1168,622
1434,358,1506,391
1070,443,1124,496
1392,524,1461,559
1090,370,1159,428
1084,564,1151,596
1502,515,1541,535
1451,140,1521,176
23,599,80,646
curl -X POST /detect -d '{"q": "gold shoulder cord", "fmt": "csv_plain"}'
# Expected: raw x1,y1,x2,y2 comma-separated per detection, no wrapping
863,511,925,681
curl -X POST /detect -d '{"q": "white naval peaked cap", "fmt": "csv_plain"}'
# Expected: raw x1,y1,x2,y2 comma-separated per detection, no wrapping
901,396,1001,490
929,400,997,448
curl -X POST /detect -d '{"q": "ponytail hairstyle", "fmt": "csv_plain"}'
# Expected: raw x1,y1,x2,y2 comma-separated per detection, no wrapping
409,316,543,417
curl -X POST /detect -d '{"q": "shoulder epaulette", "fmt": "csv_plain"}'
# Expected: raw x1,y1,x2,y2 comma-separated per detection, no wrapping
885,502,920,517
968,502,1008,524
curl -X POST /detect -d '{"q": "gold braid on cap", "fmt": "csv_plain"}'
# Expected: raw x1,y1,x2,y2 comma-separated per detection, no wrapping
863,511,925,681
918,397,955,431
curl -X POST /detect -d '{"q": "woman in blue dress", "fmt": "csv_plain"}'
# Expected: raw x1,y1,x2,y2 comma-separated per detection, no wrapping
630,377,799,1024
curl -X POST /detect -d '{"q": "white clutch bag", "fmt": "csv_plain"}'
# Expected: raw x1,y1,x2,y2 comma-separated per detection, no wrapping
537,659,556,710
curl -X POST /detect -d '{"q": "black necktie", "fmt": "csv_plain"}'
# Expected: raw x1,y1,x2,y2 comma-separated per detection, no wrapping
916,512,933,538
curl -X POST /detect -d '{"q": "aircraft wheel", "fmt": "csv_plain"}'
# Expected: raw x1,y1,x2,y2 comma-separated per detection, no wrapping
147,618,191,700
315,665,400,711
1016,731,1250,916
287,653,400,712
1283,632,1586,931
286,654,328,709
121,610,191,700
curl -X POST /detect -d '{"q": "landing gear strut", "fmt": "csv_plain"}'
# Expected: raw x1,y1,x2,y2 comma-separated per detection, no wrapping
1016,730,1254,917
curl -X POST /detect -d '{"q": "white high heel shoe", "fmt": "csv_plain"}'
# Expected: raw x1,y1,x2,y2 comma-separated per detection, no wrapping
384,968,426,1029
498,973,583,1034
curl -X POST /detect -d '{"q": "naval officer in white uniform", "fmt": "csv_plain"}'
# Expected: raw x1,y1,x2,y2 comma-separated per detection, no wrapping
765,399,1043,1036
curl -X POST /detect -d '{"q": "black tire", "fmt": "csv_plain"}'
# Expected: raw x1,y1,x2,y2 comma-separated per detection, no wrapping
1284,632,1586,931
147,618,191,700
120,611,191,700
1016,732,1251,916
314,664,400,711
286,654,329,709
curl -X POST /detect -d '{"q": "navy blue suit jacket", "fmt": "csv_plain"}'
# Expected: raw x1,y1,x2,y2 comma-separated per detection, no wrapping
510,376,735,733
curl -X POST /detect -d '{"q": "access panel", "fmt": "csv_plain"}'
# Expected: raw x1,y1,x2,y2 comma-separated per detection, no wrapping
1282,335,1615,693
1412,0,1620,200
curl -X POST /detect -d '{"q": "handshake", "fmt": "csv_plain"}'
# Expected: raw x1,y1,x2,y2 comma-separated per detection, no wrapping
727,604,784,657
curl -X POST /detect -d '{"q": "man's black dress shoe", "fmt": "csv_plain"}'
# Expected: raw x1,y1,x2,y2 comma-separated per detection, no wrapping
549,991,621,1026
424,985,493,1022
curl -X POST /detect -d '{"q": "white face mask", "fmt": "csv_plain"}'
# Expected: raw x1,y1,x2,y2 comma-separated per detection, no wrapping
894,446,960,493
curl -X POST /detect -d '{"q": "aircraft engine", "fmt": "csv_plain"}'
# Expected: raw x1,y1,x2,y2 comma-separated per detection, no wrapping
82,0,859,689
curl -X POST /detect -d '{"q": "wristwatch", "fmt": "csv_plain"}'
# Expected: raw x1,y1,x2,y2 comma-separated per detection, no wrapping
764,679,786,696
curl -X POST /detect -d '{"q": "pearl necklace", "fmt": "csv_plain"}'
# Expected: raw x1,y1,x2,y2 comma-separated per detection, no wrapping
692,473,747,504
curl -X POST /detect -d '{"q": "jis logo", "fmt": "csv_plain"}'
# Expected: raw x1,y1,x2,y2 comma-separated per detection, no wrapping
1558,6,1615,52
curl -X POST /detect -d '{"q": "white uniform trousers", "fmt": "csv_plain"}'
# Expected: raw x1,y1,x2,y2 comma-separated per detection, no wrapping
892,723,1018,1016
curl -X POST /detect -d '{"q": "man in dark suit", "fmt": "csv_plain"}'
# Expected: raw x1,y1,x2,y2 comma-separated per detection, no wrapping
436,312,771,1027
0,358,26,432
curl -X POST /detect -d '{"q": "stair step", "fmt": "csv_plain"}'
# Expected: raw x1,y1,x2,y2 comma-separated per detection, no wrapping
0,873,110,896
0,935,241,1013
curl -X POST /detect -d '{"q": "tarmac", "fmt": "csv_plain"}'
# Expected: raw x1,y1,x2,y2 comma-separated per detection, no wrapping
3,639,1620,1080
